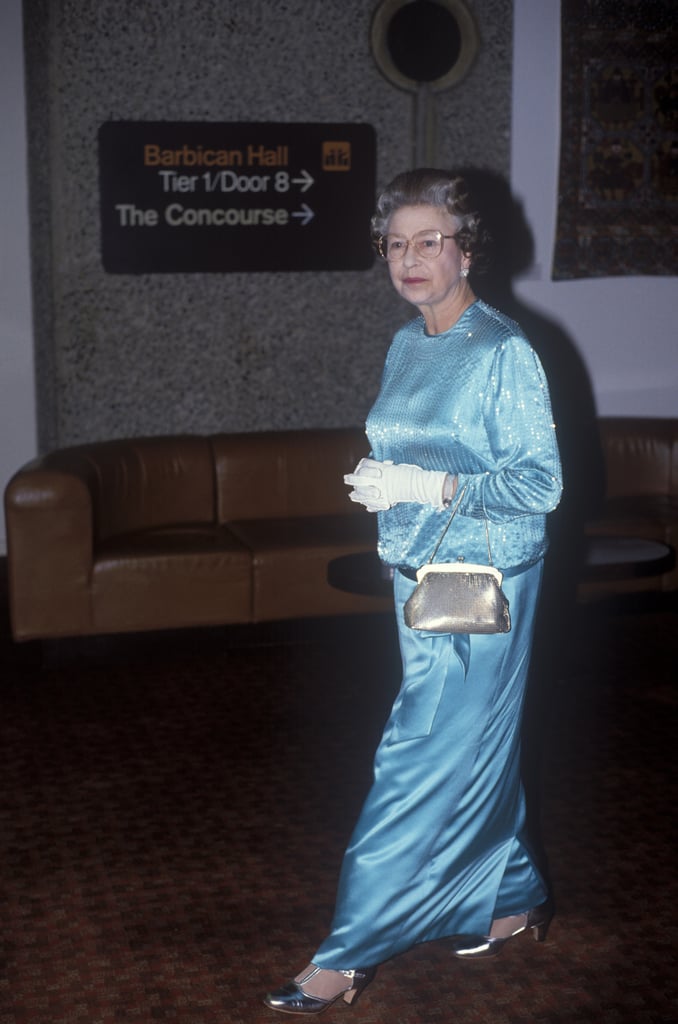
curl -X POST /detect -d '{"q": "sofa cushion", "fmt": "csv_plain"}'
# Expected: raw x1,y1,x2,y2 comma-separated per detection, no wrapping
92,524,252,632
586,496,678,543
227,513,390,621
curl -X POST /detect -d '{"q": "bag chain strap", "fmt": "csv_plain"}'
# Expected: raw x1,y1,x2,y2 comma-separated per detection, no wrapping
426,486,494,567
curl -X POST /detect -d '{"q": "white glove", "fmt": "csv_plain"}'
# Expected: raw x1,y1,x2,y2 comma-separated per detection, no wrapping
344,458,448,511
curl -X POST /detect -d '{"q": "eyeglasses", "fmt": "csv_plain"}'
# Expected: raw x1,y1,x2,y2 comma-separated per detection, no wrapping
376,229,457,262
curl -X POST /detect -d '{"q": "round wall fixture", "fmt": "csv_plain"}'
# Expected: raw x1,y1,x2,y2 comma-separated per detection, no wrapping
371,0,479,92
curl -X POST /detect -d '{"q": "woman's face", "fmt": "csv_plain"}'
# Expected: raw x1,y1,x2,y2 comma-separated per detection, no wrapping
384,204,471,315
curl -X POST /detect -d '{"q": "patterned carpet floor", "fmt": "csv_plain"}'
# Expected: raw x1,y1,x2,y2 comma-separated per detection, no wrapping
1,566,677,1023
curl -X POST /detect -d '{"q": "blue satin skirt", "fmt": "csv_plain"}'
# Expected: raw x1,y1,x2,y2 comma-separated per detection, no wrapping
313,560,547,969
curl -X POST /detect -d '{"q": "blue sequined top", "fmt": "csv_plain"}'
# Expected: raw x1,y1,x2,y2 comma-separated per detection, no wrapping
366,300,563,572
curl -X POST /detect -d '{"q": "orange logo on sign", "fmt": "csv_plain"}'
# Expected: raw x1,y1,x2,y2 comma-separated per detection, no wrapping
322,141,351,171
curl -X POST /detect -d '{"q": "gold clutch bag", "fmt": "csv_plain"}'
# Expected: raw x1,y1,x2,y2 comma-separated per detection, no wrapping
402,488,511,636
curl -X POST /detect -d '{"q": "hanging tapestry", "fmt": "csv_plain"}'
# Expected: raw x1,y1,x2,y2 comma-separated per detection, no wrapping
553,0,677,279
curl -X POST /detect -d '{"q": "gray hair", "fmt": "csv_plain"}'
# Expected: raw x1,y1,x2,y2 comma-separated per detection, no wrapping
371,168,491,270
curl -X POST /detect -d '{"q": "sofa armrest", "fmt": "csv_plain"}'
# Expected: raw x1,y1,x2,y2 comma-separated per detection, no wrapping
4,462,95,640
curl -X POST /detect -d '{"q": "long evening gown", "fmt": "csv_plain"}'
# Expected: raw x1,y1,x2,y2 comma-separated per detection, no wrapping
314,300,562,969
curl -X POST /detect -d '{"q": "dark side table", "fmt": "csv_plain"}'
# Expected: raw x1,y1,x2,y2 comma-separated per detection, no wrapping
582,536,674,583
327,552,394,598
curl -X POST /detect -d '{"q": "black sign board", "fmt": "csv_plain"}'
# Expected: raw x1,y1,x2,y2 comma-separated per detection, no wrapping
99,121,377,273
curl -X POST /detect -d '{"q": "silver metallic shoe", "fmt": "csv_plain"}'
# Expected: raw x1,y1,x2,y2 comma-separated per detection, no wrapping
263,965,376,1015
450,901,553,959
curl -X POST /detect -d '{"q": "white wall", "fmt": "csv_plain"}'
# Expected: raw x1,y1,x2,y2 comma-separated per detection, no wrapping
0,0,37,554
511,0,677,416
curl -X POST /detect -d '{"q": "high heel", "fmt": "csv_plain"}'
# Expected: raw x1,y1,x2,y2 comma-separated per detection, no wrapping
450,901,553,959
263,965,376,1015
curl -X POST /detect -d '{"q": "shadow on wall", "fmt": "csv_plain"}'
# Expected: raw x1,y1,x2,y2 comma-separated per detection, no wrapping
451,166,607,887
453,166,606,614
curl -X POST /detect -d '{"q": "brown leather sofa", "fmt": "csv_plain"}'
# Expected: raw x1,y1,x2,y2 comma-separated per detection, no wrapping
4,419,677,641
4,428,390,641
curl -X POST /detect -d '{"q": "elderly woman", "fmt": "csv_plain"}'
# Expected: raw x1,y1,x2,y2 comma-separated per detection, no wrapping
264,169,563,1015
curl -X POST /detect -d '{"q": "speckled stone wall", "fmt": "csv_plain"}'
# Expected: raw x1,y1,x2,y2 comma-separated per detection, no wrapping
24,0,512,450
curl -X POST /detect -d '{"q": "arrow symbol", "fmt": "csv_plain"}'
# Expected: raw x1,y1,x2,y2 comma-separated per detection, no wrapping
292,169,314,192
292,203,314,226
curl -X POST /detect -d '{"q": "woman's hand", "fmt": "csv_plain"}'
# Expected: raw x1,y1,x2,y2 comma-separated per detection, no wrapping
344,458,450,511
